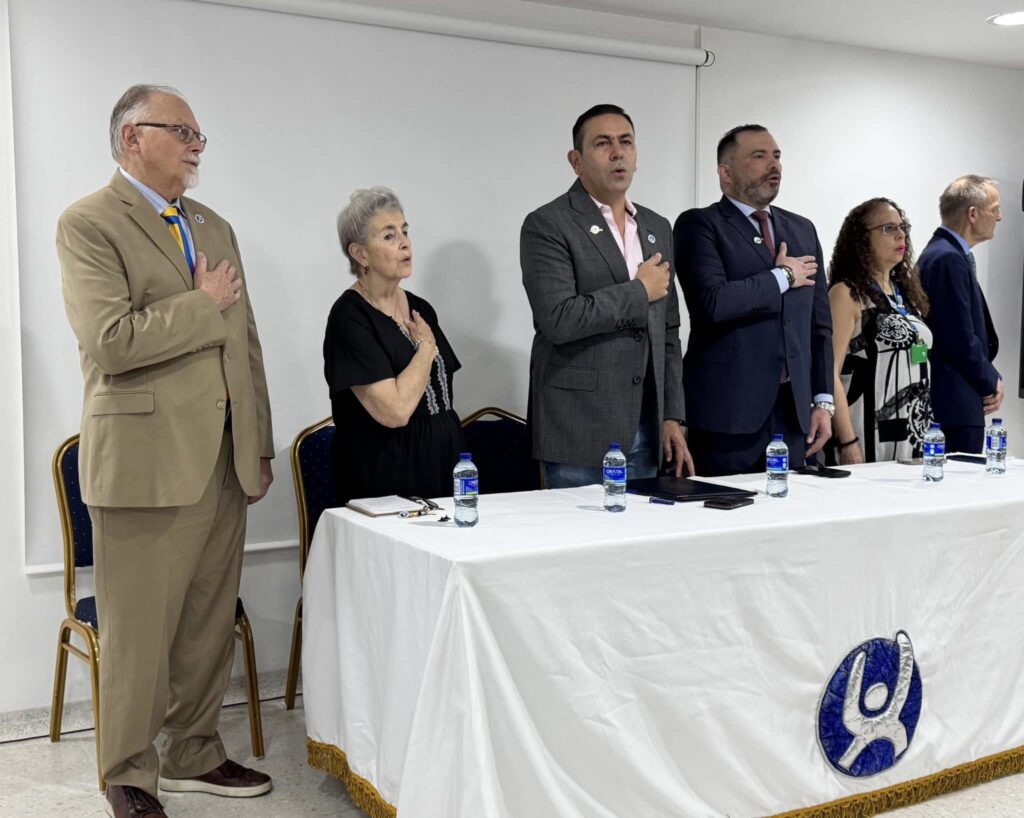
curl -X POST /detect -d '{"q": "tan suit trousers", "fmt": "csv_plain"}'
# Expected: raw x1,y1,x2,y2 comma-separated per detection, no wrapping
90,427,246,797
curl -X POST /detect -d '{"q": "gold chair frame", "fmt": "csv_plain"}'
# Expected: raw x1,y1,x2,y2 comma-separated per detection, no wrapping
49,435,103,789
234,609,264,758
460,405,527,427
49,434,265,793
285,416,335,710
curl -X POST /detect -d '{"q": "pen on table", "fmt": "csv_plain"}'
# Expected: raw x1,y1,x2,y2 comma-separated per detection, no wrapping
649,496,675,506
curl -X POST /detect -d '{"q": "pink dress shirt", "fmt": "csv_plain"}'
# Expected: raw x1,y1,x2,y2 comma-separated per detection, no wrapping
591,195,643,279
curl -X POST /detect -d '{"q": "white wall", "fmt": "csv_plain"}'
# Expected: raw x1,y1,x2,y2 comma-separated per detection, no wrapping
3,5,1022,718
0,0,696,712
0,0,29,713
696,27,1024,432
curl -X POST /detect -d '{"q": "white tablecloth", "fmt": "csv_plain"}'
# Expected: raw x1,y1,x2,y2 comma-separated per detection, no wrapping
303,460,1024,817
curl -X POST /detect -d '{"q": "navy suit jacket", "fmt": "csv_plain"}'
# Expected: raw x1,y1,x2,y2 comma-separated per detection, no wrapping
917,228,999,428
673,197,833,435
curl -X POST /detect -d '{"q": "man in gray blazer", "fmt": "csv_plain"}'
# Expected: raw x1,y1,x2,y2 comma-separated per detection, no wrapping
521,104,691,488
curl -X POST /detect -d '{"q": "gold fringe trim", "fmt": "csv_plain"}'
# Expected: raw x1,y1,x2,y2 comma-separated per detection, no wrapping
307,737,397,818
306,735,1024,818
771,744,1024,818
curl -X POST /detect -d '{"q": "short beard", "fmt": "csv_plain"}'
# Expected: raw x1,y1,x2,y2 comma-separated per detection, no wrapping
741,181,778,208
185,168,200,190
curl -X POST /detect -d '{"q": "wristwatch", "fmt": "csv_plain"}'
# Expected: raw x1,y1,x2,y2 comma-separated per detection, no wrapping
779,264,795,287
813,400,836,417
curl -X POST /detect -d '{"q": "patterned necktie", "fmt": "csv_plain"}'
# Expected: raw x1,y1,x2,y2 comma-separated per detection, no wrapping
751,209,776,258
161,206,195,274
967,252,978,278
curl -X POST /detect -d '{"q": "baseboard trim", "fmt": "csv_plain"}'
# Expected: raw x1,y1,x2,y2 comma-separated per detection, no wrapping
0,668,299,744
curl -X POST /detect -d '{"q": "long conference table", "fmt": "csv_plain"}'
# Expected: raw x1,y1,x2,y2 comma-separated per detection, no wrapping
303,460,1024,817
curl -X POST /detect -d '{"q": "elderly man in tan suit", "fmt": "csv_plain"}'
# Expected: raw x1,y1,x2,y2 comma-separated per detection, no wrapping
57,84,275,818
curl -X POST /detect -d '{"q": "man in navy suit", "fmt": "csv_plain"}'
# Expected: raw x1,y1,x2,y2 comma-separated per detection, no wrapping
674,125,834,476
917,175,1003,453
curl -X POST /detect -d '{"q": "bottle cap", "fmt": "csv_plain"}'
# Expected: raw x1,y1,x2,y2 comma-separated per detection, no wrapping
609,443,621,450
993,418,1003,425
930,422,941,430
772,433,784,441
460,452,472,460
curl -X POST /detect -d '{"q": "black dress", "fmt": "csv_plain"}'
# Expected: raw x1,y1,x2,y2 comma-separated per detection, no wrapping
323,289,464,505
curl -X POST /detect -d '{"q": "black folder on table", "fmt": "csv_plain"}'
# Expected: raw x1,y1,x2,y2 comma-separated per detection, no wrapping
627,475,757,503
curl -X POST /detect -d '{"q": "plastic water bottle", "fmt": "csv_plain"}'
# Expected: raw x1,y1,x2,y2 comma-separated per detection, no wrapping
603,443,627,512
765,434,789,497
453,452,479,527
986,418,1007,475
923,423,945,482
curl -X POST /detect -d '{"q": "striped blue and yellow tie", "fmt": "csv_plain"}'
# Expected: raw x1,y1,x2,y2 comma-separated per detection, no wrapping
161,206,196,274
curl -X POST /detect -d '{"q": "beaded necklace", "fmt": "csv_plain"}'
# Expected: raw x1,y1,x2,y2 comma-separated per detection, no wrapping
352,280,452,415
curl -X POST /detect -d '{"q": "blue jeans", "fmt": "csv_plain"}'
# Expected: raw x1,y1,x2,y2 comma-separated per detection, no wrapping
542,422,658,489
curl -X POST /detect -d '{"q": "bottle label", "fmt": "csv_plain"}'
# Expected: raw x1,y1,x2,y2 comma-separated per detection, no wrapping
923,442,945,458
986,435,1007,451
766,455,788,471
603,466,627,484
455,477,478,496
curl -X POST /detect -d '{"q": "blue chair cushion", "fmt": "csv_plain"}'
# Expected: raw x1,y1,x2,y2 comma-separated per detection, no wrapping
75,596,98,629
299,425,336,538
61,443,95,569
74,596,245,631
462,416,540,494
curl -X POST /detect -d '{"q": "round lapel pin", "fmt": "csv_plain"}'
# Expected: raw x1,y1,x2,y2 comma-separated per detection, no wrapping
194,214,205,224
647,233,656,244
753,236,763,244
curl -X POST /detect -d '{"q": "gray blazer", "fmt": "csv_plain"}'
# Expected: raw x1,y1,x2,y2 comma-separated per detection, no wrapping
521,179,684,467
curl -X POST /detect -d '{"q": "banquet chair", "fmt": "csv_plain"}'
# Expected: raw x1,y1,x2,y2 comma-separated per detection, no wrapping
49,435,266,793
460,406,543,493
285,417,336,710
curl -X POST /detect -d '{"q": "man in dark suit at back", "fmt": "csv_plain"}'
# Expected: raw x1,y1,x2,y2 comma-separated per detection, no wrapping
917,175,1003,453
674,124,834,476
521,104,692,488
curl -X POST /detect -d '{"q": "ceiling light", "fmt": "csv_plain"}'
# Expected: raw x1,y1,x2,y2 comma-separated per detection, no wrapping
987,11,1024,25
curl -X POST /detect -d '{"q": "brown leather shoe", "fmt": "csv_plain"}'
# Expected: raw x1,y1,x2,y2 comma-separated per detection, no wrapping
159,758,273,798
105,785,167,817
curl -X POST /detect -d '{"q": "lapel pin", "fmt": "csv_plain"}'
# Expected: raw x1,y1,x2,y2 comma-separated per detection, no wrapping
590,225,603,235
753,236,763,244
647,233,656,244
194,213,205,224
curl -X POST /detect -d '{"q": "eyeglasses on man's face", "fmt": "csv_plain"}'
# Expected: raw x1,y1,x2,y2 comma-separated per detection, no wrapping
867,221,909,237
135,122,207,147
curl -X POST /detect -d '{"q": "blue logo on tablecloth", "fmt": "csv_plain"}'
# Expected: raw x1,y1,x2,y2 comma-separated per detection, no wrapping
817,631,922,777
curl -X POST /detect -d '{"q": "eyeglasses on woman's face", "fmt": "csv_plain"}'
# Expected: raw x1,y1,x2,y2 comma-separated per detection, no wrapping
867,221,909,237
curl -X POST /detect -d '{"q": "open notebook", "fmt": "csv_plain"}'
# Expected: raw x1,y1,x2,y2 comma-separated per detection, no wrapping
346,495,425,517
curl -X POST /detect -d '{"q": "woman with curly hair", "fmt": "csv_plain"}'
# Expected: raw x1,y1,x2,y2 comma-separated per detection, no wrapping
828,198,933,464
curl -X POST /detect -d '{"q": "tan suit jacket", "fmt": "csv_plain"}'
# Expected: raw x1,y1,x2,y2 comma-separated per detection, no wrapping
57,171,273,508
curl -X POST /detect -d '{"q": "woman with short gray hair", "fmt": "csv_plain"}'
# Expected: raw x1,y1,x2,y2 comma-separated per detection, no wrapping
323,187,464,504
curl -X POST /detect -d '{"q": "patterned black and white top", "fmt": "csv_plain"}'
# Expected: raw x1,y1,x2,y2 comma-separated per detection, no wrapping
840,292,934,461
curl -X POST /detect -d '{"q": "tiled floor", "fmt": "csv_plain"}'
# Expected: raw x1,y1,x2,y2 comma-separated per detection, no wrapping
1,696,1023,817
0,698,363,817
